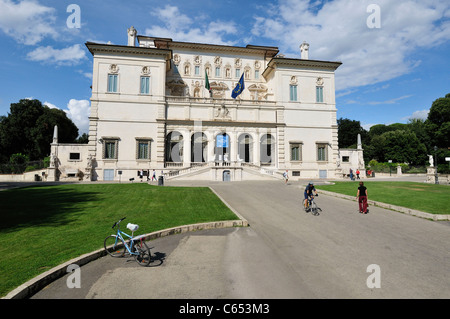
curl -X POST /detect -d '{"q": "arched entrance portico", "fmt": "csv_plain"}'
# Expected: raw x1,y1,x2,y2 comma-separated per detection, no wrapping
191,132,208,163
238,133,253,163
165,131,184,164
260,134,275,165
215,133,230,163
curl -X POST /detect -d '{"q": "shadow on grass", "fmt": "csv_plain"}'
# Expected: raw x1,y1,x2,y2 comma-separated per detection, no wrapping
0,185,101,233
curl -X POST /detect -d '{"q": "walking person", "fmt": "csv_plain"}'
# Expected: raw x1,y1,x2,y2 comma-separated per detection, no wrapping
356,169,360,179
283,170,289,185
349,168,354,181
356,181,368,214
151,169,156,182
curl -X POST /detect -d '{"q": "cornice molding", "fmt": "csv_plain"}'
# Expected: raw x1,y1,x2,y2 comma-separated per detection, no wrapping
85,42,172,59
262,57,342,78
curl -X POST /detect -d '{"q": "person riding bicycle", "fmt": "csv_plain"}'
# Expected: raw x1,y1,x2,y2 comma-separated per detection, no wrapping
304,182,318,210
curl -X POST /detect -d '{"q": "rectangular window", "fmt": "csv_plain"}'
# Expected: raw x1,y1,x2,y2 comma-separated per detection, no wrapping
317,144,327,161
140,76,150,94
255,70,260,80
195,66,200,75
290,85,298,101
215,67,220,77
69,153,80,160
290,143,301,161
235,69,240,78
108,74,118,93
316,86,324,103
104,140,118,159
342,156,350,163
137,140,151,160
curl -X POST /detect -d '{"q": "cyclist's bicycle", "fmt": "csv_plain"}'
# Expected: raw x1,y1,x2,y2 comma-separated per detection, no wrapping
304,194,322,216
104,217,151,266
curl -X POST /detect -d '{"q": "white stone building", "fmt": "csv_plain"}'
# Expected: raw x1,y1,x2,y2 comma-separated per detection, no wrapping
48,27,364,182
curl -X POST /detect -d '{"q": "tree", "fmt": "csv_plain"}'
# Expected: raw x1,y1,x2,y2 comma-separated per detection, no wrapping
381,130,427,165
337,118,368,148
407,118,432,153
0,99,79,162
75,133,89,144
425,93,450,149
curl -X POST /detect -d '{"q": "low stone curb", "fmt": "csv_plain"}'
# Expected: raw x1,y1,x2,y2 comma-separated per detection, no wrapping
318,189,450,221
3,219,248,300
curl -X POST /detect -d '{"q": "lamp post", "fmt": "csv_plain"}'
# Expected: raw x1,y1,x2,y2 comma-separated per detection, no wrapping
434,146,439,184
388,160,392,176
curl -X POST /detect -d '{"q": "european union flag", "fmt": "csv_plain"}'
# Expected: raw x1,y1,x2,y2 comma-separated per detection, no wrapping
231,74,245,99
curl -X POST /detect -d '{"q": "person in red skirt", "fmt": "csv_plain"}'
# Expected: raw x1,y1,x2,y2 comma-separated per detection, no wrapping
356,182,368,213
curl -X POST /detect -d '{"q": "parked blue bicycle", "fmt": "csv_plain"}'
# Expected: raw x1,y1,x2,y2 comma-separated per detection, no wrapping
104,217,151,266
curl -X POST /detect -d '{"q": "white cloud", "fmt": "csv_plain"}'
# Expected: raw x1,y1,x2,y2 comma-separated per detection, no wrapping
0,0,57,45
43,101,58,109
64,99,90,135
362,123,377,131
45,99,90,135
251,0,450,91
145,5,238,45
27,44,86,65
367,95,413,105
403,109,430,121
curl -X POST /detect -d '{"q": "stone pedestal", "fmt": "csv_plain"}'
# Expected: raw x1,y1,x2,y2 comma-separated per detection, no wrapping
47,167,58,182
426,167,436,183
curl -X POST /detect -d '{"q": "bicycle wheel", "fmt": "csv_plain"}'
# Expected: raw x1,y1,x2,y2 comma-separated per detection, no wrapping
311,202,319,216
133,240,151,266
104,235,126,257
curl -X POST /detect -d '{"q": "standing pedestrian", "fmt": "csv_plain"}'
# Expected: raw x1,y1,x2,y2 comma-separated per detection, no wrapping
356,181,368,214
356,169,360,179
139,169,143,182
349,168,354,181
152,169,156,181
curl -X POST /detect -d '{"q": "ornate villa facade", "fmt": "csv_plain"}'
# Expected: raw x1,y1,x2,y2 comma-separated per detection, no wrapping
47,27,364,182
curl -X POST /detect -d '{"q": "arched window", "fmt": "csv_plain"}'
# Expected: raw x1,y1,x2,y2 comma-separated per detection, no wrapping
260,134,275,165
238,134,253,163
191,132,208,163
215,133,230,162
165,131,184,163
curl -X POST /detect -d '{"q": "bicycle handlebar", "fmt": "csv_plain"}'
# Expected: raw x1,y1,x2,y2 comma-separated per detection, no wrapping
112,217,126,229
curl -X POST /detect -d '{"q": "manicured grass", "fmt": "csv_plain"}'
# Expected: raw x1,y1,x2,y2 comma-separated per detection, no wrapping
316,181,450,215
0,183,239,297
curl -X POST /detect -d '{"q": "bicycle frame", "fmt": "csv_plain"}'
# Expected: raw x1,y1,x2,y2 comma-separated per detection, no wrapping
114,229,138,255
111,219,141,256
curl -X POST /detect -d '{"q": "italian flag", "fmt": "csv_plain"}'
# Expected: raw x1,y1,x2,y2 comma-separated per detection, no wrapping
205,70,211,92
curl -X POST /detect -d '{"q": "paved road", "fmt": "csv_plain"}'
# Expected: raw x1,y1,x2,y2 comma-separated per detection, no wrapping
32,180,449,299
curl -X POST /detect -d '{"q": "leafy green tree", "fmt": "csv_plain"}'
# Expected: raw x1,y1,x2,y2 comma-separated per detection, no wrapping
337,118,368,148
75,133,89,144
368,124,391,139
366,134,387,162
0,99,79,162
382,130,427,165
425,93,450,150
407,118,432,153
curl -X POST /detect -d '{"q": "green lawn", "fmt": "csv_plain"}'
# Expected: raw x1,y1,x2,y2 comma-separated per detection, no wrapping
316,181,450,215
0,183,239,297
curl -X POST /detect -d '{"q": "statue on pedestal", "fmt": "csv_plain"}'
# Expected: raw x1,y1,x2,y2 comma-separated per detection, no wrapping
428,155,434,167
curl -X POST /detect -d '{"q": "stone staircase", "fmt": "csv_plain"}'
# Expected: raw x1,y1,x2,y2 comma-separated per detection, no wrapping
163,162,284,181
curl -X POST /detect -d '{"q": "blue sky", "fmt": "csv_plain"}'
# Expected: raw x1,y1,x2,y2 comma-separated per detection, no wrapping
0,0,449,136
